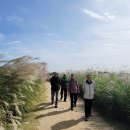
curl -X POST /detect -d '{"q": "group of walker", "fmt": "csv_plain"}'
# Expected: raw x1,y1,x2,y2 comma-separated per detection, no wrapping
49,72,96,121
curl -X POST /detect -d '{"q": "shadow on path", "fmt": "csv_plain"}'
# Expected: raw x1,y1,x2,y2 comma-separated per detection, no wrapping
35,108,70,119
32,102,52,112
51,117,90,130
36,102,51,107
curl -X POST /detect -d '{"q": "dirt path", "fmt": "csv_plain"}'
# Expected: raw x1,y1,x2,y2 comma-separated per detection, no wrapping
34,83,118,130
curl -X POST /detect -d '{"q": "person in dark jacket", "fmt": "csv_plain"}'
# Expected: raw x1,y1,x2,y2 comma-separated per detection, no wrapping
50,72,61,108
60,73,68,102
68,73,79,110
49,72,54,103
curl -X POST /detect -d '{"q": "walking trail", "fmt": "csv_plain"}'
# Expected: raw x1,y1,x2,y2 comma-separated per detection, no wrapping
34,83,119,130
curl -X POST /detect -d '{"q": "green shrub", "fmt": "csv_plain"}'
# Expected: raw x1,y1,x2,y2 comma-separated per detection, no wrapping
74,70,130,123
0,55,47,127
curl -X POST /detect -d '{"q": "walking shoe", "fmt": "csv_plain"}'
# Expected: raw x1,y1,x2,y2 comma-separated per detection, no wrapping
89,113,92,117
71,108,73,111
84,116,89,121
55,105,58,108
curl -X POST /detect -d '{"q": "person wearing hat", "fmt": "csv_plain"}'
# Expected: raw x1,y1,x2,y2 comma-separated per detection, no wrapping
50,72,61,108
60,73,68,102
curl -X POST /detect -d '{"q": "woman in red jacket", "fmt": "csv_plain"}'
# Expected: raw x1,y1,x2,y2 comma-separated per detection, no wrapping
68,73,79,110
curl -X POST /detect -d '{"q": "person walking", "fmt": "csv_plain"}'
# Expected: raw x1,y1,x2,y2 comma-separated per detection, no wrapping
49,72,54,103
50,72,61,108
68,73,79,110
60,73,68,102
82,74,96,121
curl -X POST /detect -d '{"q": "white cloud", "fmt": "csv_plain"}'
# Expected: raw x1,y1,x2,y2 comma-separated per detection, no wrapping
7,40,23,46
13,40,22,44
104,12,115,20
5,40,30,55
81,8,115,21
54,40,81,52
55,40,78,46
6,16,23,22
46,33,57,37
94,18,130,42
80,17,130,70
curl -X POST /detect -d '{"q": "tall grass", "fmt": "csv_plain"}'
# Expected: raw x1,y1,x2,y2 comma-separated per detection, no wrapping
0,55,47,128
73,70,130,123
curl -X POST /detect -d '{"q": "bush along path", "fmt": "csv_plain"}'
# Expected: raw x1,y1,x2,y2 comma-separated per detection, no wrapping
29,82,129,130
0,55,47,130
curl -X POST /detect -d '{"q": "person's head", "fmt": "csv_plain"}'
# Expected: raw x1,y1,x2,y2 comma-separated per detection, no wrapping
53,72,59,77
86,74,92,81
63,73,66,77
71,73,75,79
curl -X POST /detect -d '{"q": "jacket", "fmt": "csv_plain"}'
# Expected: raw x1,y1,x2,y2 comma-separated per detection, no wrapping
69,79,78,93
50,76,61,91
82,80,96,99
60,76,68,88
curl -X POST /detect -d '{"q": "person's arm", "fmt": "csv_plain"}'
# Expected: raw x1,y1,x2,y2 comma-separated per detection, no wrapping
68,80,71,92
59,78,61,85
82,81,85,92
76,80,80,93
66,79,69,86
50,78,52,86
58,77,61,90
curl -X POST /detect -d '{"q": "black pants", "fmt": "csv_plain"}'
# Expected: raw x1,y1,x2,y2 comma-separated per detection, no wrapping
84,99,93,117
60,88,67,101
70,93,77,108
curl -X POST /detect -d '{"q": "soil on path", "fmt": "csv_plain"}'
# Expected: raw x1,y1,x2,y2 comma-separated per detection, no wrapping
34,83,123,130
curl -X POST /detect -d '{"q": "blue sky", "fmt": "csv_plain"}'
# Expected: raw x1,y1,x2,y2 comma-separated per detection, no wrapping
0,0,130,72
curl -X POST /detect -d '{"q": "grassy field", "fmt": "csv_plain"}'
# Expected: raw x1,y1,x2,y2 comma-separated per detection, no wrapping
1,55,130,129
72,70,130,124
0,55,47,129
6,83,47,130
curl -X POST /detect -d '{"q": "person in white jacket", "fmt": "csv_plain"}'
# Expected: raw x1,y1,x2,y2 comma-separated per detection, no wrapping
82,74,96,121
